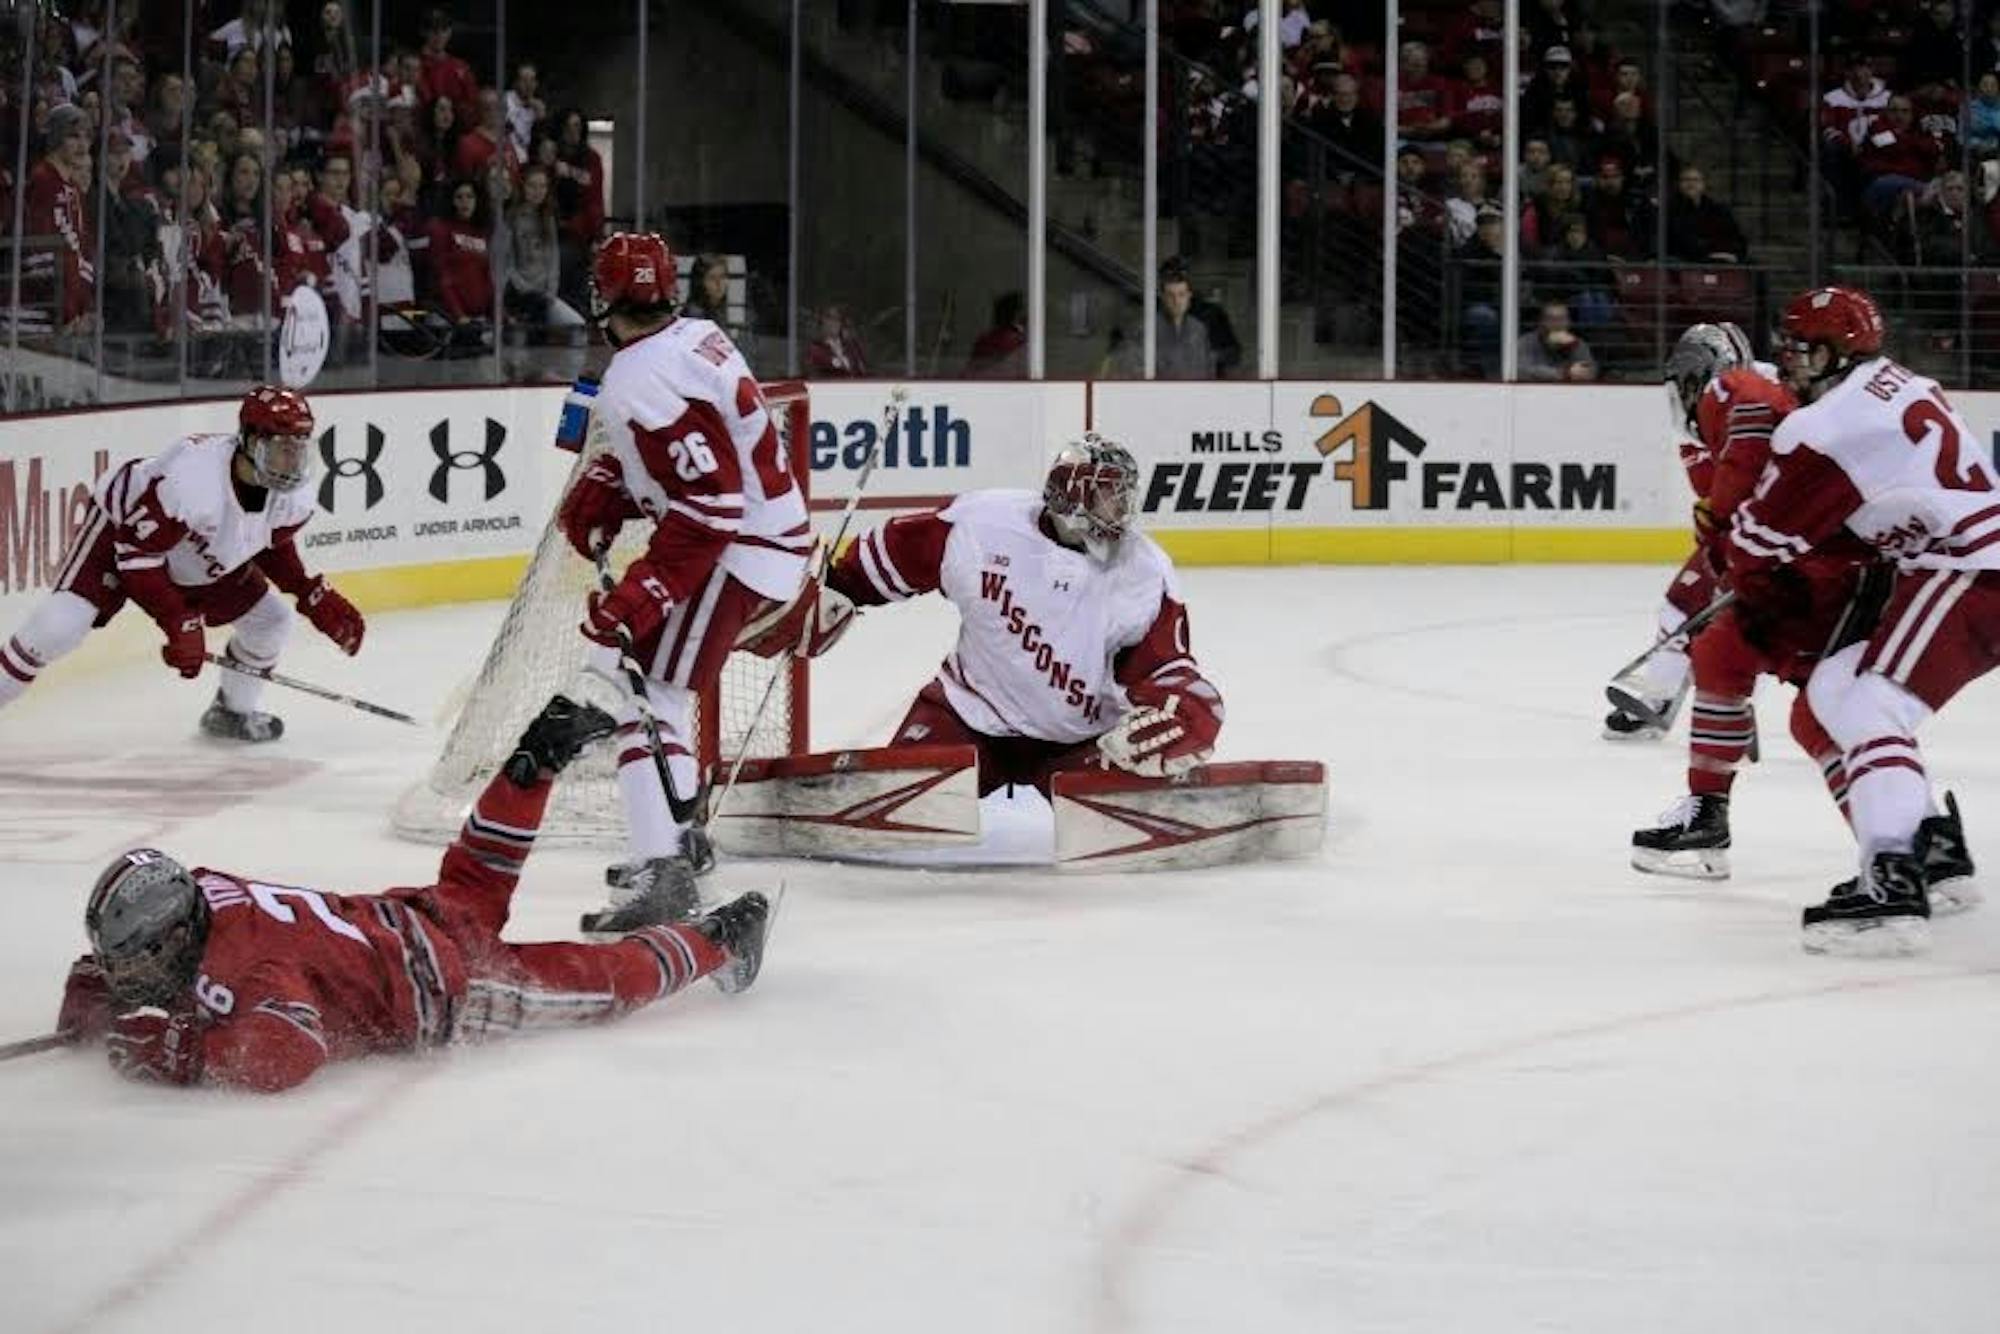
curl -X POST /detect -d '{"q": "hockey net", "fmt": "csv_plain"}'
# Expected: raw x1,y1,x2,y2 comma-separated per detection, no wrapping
391,381,812,845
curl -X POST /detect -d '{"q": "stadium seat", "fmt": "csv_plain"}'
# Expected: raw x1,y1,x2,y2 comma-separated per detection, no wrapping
1677,268,1756,330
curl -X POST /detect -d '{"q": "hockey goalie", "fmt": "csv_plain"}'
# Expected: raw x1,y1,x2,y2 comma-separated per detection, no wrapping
733,436,1327,870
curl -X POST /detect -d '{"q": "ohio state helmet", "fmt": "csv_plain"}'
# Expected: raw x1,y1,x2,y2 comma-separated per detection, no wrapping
1044,434,1139,561
1663,321,1754,431
85,849,209,1008
237,384,315,492
1779,286,1884,395
592,231,678,320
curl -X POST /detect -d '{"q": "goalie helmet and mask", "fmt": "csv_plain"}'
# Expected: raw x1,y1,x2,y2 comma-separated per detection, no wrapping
591,232,679,348
237,384,316,493
1043,434,1139,563
85,849,210,1008
1663,321,1754,435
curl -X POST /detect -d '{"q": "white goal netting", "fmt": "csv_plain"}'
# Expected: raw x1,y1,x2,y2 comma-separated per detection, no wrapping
391,383,812,845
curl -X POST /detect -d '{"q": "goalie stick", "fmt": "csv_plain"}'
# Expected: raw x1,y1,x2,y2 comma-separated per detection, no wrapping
204,653,419,725
709,387,906,824
1603,590,1737,727
589,545,701,825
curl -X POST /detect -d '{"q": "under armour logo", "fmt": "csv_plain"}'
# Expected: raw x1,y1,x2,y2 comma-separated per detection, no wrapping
318,424,385,512
428,419,507,503
1053,579,1072,592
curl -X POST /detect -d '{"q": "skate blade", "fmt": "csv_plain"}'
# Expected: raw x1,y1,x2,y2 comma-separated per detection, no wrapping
1801,915,1932,958
1630,847,1730,881
1929,875,1982,917
1601,721,1668,743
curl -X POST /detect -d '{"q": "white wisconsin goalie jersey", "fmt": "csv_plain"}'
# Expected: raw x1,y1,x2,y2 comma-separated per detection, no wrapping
830,489,1214,745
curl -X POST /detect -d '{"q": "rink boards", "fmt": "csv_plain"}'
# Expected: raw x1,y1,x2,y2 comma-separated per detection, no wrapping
6,377,2000,626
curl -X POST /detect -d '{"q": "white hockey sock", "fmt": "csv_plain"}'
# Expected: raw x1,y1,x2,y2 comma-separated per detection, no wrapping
0,593,98,708
1808,646,1936,864
608,668,700,861
218,589,293,714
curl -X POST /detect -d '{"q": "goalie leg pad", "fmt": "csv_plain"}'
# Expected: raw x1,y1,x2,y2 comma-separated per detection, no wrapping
1051,761,1328,872
712,745,983,857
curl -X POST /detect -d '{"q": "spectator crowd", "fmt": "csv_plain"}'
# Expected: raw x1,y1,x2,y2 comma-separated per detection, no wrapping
1,2,608,374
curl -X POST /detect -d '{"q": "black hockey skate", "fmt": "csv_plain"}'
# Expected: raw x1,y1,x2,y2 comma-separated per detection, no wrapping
581,854,700,933
199,694,284,742
606,826,716,882
1631,794,1731,880
503,694,618,784
1917,792,1981,916
1802,852,1931,957
697,890,776,994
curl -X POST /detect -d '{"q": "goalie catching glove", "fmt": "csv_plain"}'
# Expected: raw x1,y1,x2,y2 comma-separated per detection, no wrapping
1096,680,1222,779
736,575,859,659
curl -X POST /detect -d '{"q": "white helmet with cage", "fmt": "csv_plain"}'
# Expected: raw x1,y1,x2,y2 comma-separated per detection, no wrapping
1043,434,1139,562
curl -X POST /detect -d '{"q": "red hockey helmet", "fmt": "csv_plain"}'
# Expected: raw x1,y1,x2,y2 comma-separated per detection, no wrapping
1044,434,1139,561
1778,286,1884,396
592,231,678,321
237,384,316,492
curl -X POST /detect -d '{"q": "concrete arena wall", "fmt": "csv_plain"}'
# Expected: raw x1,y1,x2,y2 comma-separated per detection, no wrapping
9,378,1999,640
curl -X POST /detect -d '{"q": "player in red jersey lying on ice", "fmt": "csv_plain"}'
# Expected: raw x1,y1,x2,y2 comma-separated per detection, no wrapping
53,696,773,1091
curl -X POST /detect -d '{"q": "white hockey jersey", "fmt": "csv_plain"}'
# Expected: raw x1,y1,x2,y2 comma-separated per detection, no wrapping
829,490,1217,744
96,434,318,588
591,317,811,602
1732,358,2000,575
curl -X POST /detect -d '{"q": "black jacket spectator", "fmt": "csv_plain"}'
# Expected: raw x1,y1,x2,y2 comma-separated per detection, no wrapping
1906,1,1963,92
1585,160,1654,259
1304,76,1381,182
1666,167,1748,262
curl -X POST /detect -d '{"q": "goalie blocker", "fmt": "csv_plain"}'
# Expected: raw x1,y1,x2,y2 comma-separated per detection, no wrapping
712,746,1326,871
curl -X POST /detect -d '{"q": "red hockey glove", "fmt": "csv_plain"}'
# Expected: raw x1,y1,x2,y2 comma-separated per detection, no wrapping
735,577,859,660
57,955,114,1044
581,561,675,648
160,612,206,679
1098,681,1221,779
560,456,640,560
105,1007,204,1085
300,577,365,655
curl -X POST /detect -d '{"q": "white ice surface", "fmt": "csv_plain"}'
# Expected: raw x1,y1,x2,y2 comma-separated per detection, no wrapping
3,565,1999,1334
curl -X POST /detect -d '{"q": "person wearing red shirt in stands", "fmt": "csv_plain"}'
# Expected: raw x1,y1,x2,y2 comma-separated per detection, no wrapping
1858,94,1941,218
24,103,95,334
1396,40,1459,142
417,7,479,127
427,178,494,332
453,88,520,188
551,107,606,310
1455,53,1505,153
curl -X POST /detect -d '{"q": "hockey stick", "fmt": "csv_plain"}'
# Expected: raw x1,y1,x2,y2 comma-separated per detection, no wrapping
204,653,419,725
708,387,906,824
589,545,700,825
0,1033,66,1062
1602,590,1738,727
